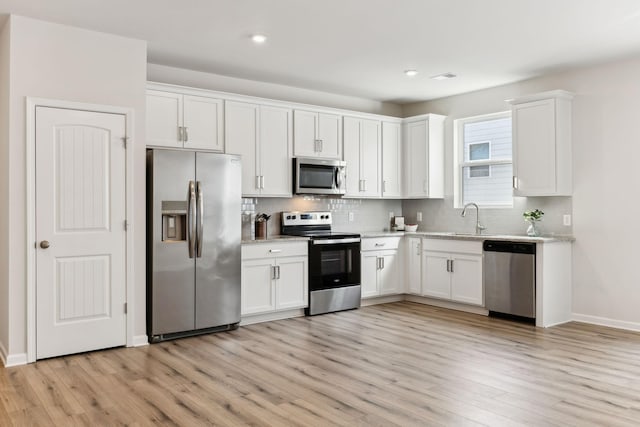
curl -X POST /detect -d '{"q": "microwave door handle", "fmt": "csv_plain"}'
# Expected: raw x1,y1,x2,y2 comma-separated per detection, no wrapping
335,167,342,189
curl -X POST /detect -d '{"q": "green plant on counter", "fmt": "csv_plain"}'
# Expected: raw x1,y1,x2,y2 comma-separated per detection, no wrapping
523,209,544,222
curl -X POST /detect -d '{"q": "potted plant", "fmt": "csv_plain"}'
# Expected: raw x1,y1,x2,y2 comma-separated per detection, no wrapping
523,209,544,237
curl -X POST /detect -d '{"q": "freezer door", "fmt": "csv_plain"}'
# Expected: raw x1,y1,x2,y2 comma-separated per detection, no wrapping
148,149,196,335
194,152,242,328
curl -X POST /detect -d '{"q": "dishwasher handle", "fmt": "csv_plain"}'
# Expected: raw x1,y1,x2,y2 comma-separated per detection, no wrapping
483,240,536,255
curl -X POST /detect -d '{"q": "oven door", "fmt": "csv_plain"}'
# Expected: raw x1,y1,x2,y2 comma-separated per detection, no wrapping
308,238,360,291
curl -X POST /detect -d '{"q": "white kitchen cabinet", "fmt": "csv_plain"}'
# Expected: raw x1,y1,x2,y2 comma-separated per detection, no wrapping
225,100,292,197
241,242,308,316
508,90,573,196
343,116,381,198
361,237,402,298
405,237,422,295
381,121,403,198
146,89,223,151
422,239,483,305
293,110,342,159
403,114,445,198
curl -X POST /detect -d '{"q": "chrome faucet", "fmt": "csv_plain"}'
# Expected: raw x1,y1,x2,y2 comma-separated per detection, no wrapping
461,202,486,235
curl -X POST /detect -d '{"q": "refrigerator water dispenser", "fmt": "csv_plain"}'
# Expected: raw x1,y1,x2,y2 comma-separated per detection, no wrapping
161,201,187,242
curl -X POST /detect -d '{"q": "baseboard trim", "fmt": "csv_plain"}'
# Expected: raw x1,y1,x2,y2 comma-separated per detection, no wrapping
131,335,149,347
572,313,640,332
241,309,305,326
0,341,28,367
361,295,404,306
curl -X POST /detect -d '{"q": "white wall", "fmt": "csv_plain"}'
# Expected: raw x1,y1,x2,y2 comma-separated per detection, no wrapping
148,63,403,117
0,18,10,360
3,15,147,362
403,56,640,329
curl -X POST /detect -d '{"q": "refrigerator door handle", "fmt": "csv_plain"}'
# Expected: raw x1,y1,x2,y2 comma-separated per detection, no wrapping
187,180,196,258
196,181,204,258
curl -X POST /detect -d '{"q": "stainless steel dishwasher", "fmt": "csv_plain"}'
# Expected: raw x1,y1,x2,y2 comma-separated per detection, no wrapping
483,240,536,321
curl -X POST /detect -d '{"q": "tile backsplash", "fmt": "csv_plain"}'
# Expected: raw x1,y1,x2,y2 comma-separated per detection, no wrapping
242,196,403,240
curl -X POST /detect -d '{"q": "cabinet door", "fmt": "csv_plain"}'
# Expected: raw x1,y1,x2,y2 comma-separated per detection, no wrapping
361,252,380,298
360,119,381,198
260,106,292,197
378,251,400,295
382,122,402,198
146,90,183,148
343,117,361,196
450,253,483,305
422,251,450,299
293,110,318,157
512,99,556,196
241,259,275,315
317,113,342,159
275,256,308,310
183,95,224,151
225,101,259,196
405,120,428,197
406,238,422,294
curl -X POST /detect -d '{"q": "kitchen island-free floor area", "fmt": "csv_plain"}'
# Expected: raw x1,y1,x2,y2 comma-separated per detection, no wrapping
2,301,640,426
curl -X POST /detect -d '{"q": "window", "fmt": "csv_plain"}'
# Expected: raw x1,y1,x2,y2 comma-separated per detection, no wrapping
454,112,512,207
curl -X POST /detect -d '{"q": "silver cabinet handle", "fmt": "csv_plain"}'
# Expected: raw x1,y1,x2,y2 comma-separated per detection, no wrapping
276,265,281,280
183,126,189,142
269,249,282,253
196,181,204,258
375,243,386,247
314,139,321,152
450,259,454,273
187,181,196,259
376,257,381,270
512,176,518,189
381,257,384,270
260,175,265,189
40,240,50,249
178,126,184,142
446,259,451,272
382,180,386,193
271,265,277,280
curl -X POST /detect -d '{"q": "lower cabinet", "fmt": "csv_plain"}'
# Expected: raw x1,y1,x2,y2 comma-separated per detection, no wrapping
361,237,402,298
405,237,422,295
421,239,483,306
241,242,308,316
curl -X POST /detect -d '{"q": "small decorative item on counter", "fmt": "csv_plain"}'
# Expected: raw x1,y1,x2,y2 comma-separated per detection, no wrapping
405,224,418,232
523,209,544,237
255,213,271,240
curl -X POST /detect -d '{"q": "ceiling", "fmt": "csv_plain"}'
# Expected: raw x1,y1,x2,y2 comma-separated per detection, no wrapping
2,0,640,103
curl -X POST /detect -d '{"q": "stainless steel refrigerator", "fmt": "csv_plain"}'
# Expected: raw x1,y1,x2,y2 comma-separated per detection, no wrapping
147,149,241,342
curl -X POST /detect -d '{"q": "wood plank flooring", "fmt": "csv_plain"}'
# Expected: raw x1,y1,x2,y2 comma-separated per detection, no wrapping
3,301,640,426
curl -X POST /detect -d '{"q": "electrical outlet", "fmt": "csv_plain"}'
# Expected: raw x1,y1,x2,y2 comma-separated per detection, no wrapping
417,212,423,222
563,214,572,226
348,212,354,222
389,211,395,219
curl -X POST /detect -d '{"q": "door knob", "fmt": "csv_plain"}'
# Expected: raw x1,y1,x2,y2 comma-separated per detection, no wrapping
40,240,50,249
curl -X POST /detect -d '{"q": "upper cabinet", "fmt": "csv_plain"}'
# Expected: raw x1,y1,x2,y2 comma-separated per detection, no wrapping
225,101,292,197
403,114,445,198
343,116,382,198
508,90,573,196
146,89,223,151
381,121,403,198
293,110,342,159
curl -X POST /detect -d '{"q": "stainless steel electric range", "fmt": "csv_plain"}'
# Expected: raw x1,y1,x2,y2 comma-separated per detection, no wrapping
281,211,361,315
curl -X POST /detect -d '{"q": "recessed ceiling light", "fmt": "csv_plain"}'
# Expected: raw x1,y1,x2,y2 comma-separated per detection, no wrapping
404,69,418,77
251,34,267,44
431,72,457,80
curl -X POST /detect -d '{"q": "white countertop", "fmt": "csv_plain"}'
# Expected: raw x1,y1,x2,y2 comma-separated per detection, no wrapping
360,231,574,243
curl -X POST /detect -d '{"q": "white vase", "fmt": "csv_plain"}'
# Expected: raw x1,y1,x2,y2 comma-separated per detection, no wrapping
526,220,540,237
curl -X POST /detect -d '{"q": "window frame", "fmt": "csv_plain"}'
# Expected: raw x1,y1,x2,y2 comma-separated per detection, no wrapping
453,111,513,209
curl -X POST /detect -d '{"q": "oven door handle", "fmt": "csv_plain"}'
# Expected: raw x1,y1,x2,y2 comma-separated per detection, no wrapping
312,238,361,245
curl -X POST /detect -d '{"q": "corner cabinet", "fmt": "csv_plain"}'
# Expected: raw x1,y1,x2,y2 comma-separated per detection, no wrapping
293,110,342,159
422,238,483,306
146,89,224,151
343,116,382,198
361,237,403,298
241,242,308,317
508,90,573,196
405,236,422,295
225,101,292,197
403,114,445,198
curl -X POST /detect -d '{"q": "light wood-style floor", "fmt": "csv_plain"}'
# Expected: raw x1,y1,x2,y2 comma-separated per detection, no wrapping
2,302,640,426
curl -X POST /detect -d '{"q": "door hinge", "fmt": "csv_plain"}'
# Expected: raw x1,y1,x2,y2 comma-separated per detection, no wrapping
122,136,129,149
124,302,128,314
124,220,128,231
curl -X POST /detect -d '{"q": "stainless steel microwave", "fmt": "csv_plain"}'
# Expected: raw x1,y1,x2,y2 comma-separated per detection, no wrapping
294,157,346,195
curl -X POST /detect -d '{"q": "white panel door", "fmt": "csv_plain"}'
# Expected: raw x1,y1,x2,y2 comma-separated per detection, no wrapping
342,117,361,196
406,121,428,197
183,95,224,152
378,252,399,295
361,253,380,298
293,109,318,157
406,238,422,294
36,107,127,359
259,105,292,197
241,259,276,315
275,256,308,310
146,90,182,148
422,251,451,299
317,113,342,159
382,122,402,198
225,101,259,196
450,253,484,306
360,119,381,197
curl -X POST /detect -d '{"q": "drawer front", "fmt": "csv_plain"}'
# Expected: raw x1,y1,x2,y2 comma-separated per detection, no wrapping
422,238,482,255
242,241,308,260
361,236,402,251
